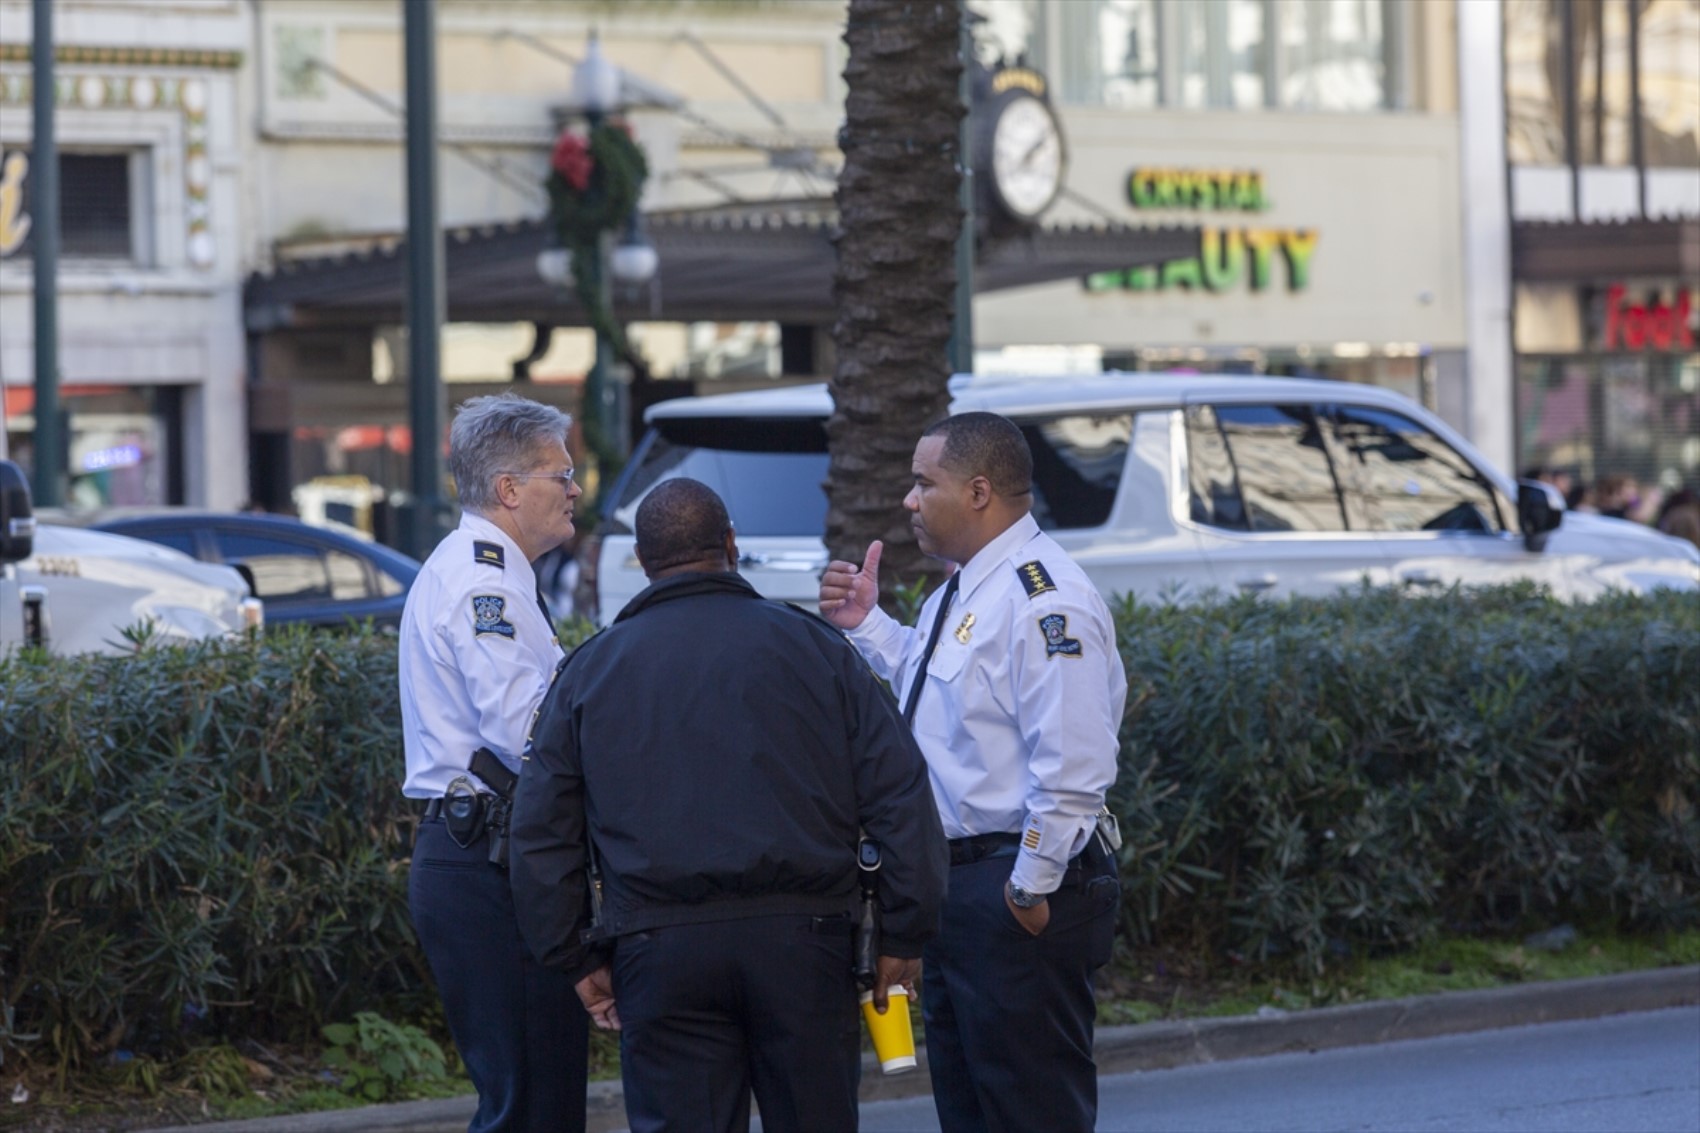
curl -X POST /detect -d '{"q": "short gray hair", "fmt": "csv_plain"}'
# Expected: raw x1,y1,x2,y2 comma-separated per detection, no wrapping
448,393,573,514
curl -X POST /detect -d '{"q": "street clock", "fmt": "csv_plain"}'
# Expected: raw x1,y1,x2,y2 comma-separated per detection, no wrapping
977,66,1066,226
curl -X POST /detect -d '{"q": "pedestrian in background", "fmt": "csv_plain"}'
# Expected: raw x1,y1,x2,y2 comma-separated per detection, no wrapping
1656,487,1700,549
511,477,946,1133
399,393,588,1133
1596,472,1640,520
820,412,1128,1133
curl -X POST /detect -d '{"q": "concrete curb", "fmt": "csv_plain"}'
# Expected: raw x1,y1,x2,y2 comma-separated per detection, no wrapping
152,964,1700,1133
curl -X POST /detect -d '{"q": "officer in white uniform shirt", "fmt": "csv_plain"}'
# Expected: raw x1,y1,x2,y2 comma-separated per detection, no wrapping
820,411,1128,1133
400,392,588,1133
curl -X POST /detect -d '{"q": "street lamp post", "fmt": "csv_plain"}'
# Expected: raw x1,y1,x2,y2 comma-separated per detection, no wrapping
541,34,656,471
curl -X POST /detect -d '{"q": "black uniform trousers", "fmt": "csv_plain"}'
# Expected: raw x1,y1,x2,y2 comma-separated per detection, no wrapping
410,817,589,1133
921,838,1119,1133
610,913,862,1133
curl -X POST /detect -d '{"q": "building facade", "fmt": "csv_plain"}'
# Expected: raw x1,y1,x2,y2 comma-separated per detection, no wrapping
967,0,1475,440
15,1,1684,522
0,0,251,509
1499,0,1699,500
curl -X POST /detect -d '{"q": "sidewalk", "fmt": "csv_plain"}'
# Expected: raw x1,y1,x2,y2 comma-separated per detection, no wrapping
154,964,1700,1133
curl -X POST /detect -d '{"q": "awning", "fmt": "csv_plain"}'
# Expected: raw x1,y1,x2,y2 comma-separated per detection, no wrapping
244,206,1198,330
1512,216,1700,283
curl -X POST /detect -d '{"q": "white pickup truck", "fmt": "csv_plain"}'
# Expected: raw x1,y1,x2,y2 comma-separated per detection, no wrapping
0,452,260,656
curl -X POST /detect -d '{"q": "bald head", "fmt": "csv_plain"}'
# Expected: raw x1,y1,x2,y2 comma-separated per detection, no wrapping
635,478,735,577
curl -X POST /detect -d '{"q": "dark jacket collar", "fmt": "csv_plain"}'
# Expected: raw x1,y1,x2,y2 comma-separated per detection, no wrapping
614,571,760,624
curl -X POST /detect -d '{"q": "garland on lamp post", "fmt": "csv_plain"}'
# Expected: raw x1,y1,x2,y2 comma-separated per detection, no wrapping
543,120,648,466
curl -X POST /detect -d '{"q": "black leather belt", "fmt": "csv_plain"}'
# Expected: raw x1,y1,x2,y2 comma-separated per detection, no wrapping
948,832,1022,866
948,830,1111,888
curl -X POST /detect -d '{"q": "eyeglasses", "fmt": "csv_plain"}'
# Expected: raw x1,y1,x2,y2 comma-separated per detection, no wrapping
504,469,576,489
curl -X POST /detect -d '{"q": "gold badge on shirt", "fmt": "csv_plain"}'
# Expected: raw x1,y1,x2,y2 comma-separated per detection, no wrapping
954,612,975,644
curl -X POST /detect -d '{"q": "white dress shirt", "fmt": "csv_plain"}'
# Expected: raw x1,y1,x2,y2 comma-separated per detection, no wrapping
400,513,563,798
847,513,1128,895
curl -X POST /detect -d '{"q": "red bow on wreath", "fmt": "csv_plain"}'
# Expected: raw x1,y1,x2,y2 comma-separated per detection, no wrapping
550,132,592,192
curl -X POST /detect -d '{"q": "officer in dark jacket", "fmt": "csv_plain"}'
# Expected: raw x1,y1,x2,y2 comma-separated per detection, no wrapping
510,477,947,1133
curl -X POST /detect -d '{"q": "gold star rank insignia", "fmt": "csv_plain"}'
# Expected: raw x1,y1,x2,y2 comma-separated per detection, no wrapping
954,612,975,644
1016,560,1056,598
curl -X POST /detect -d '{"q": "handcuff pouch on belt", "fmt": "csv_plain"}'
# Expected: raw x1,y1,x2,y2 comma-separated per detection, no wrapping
442,747,520,868
442,776,487,850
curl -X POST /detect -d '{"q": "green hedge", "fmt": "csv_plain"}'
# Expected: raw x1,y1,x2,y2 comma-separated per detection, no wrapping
1110,584,1700,969
2,587,1696,1070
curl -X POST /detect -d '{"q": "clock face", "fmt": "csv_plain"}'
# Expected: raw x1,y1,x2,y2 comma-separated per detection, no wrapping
991,94,1063,220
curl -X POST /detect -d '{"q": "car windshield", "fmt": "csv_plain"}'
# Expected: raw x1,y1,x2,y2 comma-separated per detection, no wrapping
609,417,830,537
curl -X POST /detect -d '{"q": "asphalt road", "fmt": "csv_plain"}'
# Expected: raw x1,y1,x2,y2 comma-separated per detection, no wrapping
849,1005,1700,1133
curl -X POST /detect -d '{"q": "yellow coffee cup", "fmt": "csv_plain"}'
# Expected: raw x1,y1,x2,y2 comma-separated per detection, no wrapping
859,986,917,1074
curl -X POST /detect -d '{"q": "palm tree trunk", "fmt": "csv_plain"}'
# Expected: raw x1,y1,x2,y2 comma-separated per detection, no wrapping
828,0,965,607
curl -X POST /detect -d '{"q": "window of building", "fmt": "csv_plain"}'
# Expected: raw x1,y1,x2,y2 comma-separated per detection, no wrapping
1575,0,1635,165
4,385,176,506
1330,406,1505,533
1505,0,1567,163
10,151,138,261
1019,412,1136,529
1506,0,1700,170
1639,0,1700,168
1056,0,1161,109
1516,353,1700,494
969,0,1046,70
1179,0,1271,109
1043,0,1399,112
1280,0,1389,112
1212,403,1348,531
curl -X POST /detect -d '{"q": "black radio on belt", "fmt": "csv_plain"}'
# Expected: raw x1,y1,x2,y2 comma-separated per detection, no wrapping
853,837,882,991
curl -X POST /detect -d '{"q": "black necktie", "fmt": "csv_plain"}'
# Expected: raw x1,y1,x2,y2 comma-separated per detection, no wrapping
901,573,960,725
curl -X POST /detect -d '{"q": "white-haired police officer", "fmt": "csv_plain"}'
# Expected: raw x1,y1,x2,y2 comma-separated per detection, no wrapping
820,412,1128,1133
401,392,588,1133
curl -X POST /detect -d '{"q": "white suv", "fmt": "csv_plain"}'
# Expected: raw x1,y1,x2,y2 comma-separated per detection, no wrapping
593,373,1700,623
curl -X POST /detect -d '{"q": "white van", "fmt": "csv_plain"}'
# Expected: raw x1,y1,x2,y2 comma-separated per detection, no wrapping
593,373,1699,623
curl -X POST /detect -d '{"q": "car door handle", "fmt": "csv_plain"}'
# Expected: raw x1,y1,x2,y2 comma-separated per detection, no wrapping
1235,573,1278,592
1401,569,1443,588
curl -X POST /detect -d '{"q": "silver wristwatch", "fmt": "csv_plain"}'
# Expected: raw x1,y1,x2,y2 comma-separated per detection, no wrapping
1008,883,1047,909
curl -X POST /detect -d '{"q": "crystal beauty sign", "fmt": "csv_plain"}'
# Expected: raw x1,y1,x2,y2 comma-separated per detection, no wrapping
1087,166,1317,294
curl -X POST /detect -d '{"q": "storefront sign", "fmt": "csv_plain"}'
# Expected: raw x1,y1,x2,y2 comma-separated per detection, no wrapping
1126,167,1267,212
0,149,30,257
1090,165,1316,294
1601,284,1695,352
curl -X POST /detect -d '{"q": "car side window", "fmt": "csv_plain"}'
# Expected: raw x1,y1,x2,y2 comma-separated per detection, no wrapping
326,550,370,600
1185,405,1247,530
1212,404,1348,532
1019,413,1135,530
1330,406,1505,534
215,532,331,602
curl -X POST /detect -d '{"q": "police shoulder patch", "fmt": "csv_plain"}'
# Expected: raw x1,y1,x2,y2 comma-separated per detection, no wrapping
1037,613,1083,659
473,540,506,568
471,594,516,638
1016,560,1057,598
